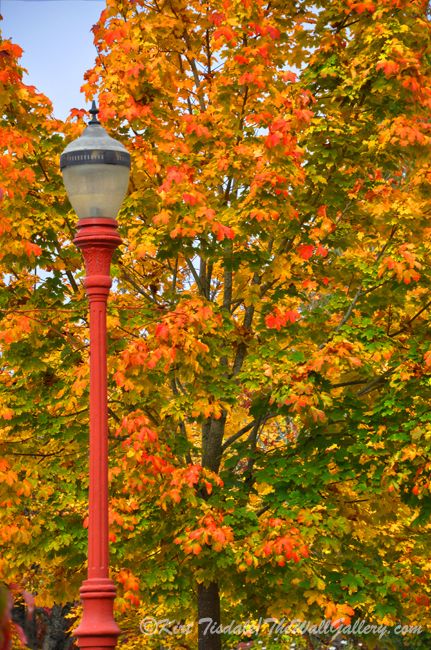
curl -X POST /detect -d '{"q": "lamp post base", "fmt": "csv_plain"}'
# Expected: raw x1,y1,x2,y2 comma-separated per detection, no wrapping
74,578,121,649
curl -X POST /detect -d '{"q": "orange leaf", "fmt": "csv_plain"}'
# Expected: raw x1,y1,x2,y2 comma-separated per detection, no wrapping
376,60,400,77
24,241,42,257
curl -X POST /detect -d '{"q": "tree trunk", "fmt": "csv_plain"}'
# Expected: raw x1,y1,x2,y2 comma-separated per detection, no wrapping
197,582,221,650
42,604,75,650
199,411,226,650
12,602,76,649
202,416,225,474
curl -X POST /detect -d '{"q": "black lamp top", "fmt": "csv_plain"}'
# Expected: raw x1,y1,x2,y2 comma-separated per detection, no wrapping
60,100,131,170
88,100,100,125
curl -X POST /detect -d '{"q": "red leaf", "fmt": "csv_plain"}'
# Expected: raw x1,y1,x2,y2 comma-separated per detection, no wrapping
213,26,236,43
24,241,42,257
267,26,281,40
293,108,314,123
104,28,126,46
297,244,314,260
376,60,400,77
234,55,250,65
0,41,23,59
265,132,282,148
209,12,225,26
155,323,169,341
316,244,328,257
182,192,199,206
265,313,282,330
69,108,87,120
265,308,300,330
349,1,375,13
214,223,234,241
285,310,300,323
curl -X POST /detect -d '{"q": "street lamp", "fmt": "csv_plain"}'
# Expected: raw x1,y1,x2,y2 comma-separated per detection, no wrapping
60,101,130,649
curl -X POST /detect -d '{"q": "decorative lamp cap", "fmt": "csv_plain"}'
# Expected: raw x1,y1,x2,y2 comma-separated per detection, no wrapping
88,100,100,125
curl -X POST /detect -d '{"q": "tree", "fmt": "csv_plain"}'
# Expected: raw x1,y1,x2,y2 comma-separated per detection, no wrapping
0,23,88,635
2,1,431,649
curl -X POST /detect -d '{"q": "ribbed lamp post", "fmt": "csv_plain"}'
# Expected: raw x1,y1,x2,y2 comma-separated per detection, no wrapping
60,102,130,649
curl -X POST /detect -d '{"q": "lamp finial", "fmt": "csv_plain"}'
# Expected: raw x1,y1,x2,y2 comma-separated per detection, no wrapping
89,100,100,125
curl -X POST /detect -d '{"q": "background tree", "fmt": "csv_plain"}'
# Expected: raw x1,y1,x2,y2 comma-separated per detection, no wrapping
2,1,431,649
0,24,91,644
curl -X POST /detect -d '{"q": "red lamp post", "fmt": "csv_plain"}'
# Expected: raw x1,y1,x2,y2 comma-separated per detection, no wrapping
60,102,130,649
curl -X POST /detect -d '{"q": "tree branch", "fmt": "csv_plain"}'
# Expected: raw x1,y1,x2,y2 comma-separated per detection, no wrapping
185,257,206,295
389,298,431,338
221,421,256,452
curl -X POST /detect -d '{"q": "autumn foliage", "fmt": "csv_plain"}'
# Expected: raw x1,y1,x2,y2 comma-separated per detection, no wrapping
2,0,431,647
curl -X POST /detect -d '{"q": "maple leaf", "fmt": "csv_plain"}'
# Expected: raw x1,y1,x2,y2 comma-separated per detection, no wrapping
315,244,328,257
208,12,224,27
213,222,234,241
68,108,87,121
282,71,297,82
23,241,42,257
155,322,169,341
234,55,250,65
264,132,283,149
182,191,204,206
213,26,237,44
265,308,300,330
376,59,400,77
348,1,376,13
0,41,23,58
297,244,314,260
293,108,314,123
104,27,127,47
